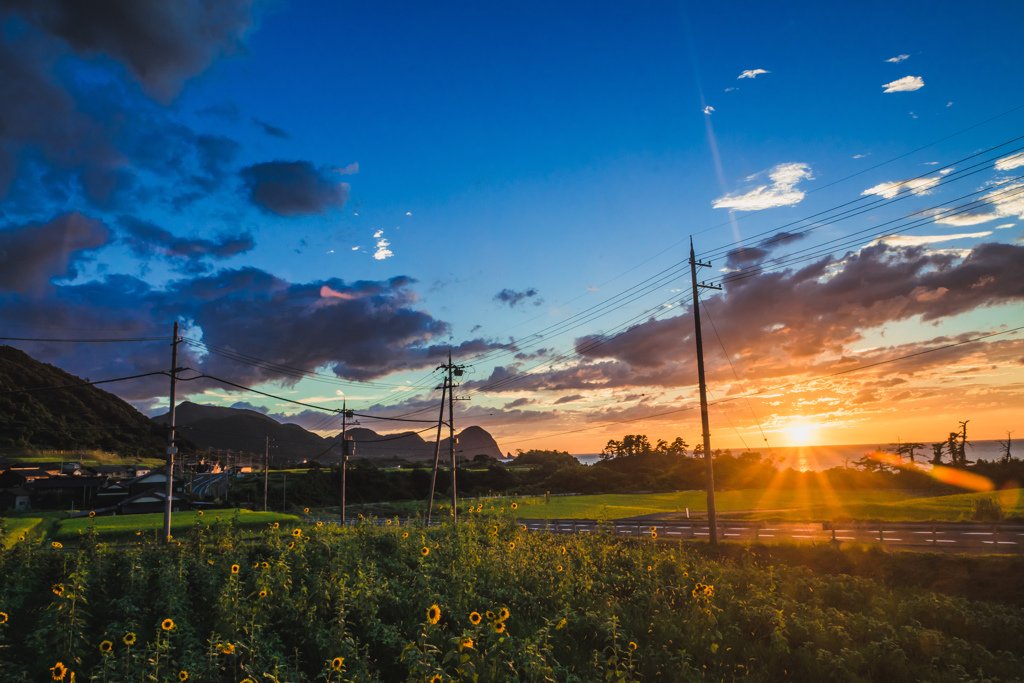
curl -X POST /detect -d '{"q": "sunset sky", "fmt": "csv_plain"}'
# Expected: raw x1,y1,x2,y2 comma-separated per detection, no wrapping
1,0,1022,455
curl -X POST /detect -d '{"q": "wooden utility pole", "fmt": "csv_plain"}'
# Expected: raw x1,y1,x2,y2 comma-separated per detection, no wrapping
263,435,269,512
162,322,180,542
340,401,354,524
689,240,721,545
426,376,448,526
448,351,457,523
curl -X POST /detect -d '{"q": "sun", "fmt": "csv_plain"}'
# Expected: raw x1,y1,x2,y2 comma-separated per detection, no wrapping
786,420,816,446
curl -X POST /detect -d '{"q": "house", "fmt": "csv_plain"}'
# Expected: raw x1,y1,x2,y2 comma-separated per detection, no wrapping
3,467,50,484
125,467,184,497
90,465,132,480
27,476,106,510
0,487,31,511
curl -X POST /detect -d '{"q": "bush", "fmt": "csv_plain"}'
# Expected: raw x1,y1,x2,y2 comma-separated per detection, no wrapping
972,497,1004,521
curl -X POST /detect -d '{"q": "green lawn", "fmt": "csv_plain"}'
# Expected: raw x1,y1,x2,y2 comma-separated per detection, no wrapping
0,517,44,548
0,450,164,467
54,508,300,540
506,488,1024,522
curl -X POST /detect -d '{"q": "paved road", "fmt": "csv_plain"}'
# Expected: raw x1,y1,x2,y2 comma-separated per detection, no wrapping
514,518,1024,553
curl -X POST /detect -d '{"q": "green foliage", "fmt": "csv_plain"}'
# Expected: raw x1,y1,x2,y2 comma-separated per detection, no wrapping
1,517,1022,681
54,509,298,541
972,497,1004,522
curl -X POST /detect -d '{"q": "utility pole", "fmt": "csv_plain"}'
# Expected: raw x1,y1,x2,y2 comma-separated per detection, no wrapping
340,400,354,524
263,435,269,512
162,322,180,543
426,376,448,526
689,239,721,546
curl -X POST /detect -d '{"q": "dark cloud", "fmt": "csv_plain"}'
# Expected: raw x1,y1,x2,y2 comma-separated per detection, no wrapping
0,213,110,294
252,118,291,139
1,0,258,101
239,161,350,216
0,263,504,400
553,394,585,405
494,287,542,308
503,397,536,409
118,216,253,272
724,231,807,270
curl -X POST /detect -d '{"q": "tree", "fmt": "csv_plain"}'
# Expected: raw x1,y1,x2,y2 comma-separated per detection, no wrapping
890,439,925,464
930,441,946,465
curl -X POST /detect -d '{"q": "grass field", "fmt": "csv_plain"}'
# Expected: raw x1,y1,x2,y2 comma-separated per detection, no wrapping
0,518,43,548
54,509,299,541
504,488,1024,522
0,449,164,467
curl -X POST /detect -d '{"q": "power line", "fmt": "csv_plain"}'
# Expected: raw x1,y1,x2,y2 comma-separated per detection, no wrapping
0,336,167,343
0,370,169,397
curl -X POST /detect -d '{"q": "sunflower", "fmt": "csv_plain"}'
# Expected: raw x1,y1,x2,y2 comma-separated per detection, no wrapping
556,565,563,572
161,618,175,631
18,535,24,542
51,541,62,549
402,532,409,538
493,621,506,634
331,657,344,671
521,524,527,531
647,565,653,572
560,546,567,555
99,640,112,654
253,562,259,568
485,611,495,620
316,521,323,528
628,641,638,651
262,561,270,569
288,541,295,550
292,528,302,538
498,607,509,621
429,675,442,683
511,502,518,510
218,642,235,655
272,522,280,529
303,507,310,514
385,519,392,525
421,546,430,556
426,604,441,625
508,542,515,551
50,662,67,680
123,632,136,646
53,584,64,596
650,530,658,539
198,510,203,516
258,590,267,598
178,671,189,681
88,511,95,518
459,637,473,650
0,612,7,624
231,564,240,574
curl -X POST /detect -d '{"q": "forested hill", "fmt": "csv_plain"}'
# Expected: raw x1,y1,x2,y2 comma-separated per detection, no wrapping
0,345,166,456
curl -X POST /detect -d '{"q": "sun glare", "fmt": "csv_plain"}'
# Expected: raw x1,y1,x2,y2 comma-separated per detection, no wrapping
786,421,816,446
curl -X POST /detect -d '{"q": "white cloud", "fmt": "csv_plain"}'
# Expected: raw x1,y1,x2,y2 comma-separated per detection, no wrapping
869,231,992,248
406,211,412,216
933,211,1001,226
333,162,359,175
882,76,924,93
738,69,770,79
861,175,941,199
946,102,953,107
995,223,1015,229
909,111,918,119
724,87,738,92
984,182,1024,219
923,161,939,165
713,162,812,211
373,229,383,238
373,238,393,260
703,106,715,115
995,152,1024,171
853,153,870,159
351,246,360,250
886,54,910,63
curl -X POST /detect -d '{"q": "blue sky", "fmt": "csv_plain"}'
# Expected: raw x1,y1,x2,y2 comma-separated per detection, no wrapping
1,0,1022,453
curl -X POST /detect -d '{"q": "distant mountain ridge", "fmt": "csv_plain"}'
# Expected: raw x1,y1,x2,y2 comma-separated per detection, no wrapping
157,401,504,464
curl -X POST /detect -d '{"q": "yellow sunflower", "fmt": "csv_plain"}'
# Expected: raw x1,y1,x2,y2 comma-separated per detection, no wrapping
262,561,269,569
331,657,344,671
421,546,430,556
219,642,235,655
161,618,175,631
459,637,473,650
88,511,95,518
426,604,441,625
288,541,295,549
50,662,67,680
292,528,302,538
198,510,203,516
99,640,112,654
386,519,392,525
556,565,563,572
51,541,62,549
178,671,189,681
498,607,509,621
511,502,518,510
628,641,637,651
258,590,267,598
429,675,442,683
402,532,409,538
316,521,323,527
493,621,506,634
272,522,280,529
650,530,657,539
508,542,515,551
303,507,310,514
123,632,136,646
485,611,495,620
469,611,481,625
53,584,64,596
0,612,7,624
231,564,239,574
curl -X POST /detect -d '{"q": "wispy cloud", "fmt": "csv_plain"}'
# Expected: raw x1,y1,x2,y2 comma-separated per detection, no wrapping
853,153,871,159
933,211,1002,227
333,162,359,175
703,105,715,115
861,175,941,199
995,223,1016,229
869,231,992,248
882,76,924,92
724,87,738,92
995,152,1024,171
713,163,812,212
886,54,910,63
737,69,770,79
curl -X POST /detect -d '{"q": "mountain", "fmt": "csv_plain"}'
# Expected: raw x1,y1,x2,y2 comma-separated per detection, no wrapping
0,345,166,456
154,401,329,462
157,402,505,464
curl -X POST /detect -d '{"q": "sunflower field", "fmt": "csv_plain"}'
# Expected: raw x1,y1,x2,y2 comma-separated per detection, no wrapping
0,515,1022,682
